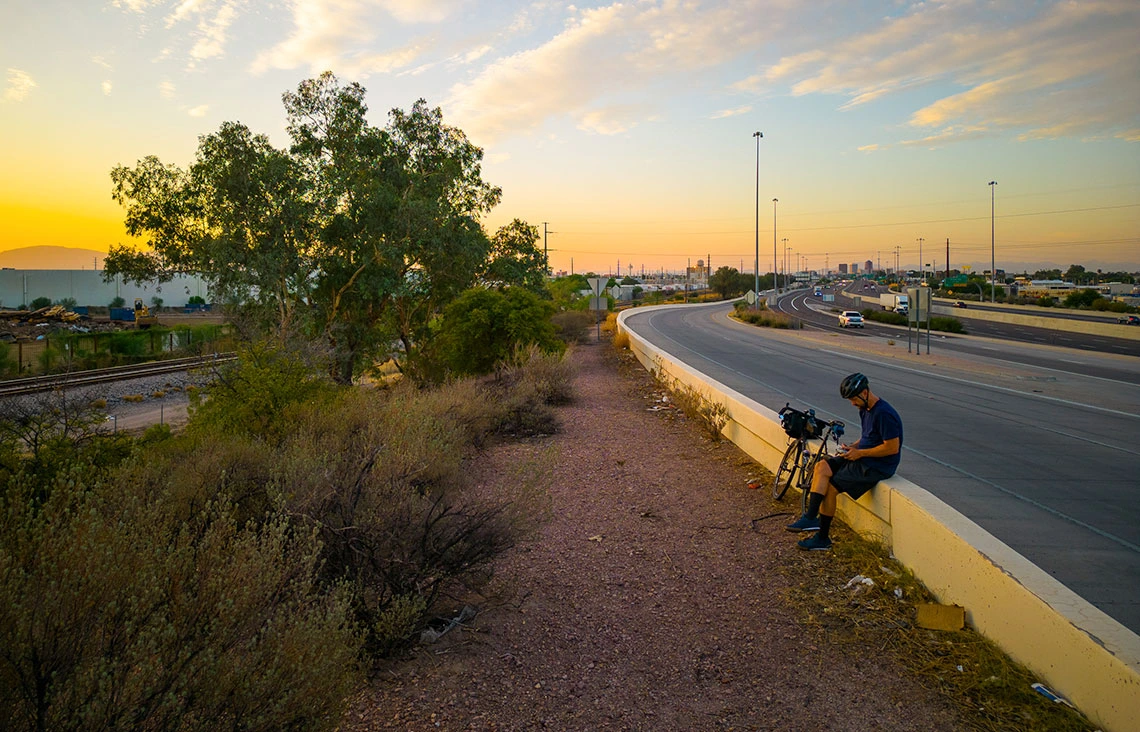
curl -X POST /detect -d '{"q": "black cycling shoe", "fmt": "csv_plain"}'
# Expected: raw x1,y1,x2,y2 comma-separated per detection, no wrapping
797,534,833,551
786,514,821,532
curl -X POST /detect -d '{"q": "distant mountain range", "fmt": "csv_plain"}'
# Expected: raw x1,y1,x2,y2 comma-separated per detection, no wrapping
0,246,108,270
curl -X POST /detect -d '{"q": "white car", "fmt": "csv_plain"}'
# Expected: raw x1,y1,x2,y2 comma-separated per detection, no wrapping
838,310,864,328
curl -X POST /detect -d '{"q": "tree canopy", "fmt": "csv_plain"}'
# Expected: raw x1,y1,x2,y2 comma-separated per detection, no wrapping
106,72,547,382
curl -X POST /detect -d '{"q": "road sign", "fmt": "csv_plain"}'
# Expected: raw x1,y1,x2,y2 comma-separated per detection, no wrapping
587,277,605,296
588,296,606,310
744,290,756,305
609,286,622,299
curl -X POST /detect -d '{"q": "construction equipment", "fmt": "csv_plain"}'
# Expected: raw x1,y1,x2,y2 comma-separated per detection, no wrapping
133,298,158,328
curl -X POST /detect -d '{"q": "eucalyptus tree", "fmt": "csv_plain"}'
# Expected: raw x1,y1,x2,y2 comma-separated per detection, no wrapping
106,72,523,383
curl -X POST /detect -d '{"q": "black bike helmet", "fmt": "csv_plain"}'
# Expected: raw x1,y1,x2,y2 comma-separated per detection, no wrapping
839,372,869,399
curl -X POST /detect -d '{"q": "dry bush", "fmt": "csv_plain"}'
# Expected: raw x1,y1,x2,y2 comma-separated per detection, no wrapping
272,383,551,654
0,469,360,732
600,311,618,336
551,310,593,344
612,329,631,350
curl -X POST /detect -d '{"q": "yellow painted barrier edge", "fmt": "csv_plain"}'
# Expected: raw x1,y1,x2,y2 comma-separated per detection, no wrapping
618,303,1140,732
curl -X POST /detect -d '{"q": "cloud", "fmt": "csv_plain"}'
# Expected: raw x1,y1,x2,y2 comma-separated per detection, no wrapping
448,1,776,143
102,81,114,95
3,69,36,103
710,105,753,120
159,80,176,99
250,0,465,76
187,104,209,116
857,143,881,152
91,55,113,70
760,0,1140,143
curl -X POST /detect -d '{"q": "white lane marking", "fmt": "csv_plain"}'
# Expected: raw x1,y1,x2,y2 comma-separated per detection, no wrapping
817,348,1140,420
905,445,1140,554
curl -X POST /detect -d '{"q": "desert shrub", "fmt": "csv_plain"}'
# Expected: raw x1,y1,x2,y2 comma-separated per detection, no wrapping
613,329,630,350
187,342,339,443
929,316,966,333
0,471,361,732
497,344,576,406
29,296,52,310
551,310,593,343
600,311,619,336
436,286,564,377
735,308,799,329
269,382,550,654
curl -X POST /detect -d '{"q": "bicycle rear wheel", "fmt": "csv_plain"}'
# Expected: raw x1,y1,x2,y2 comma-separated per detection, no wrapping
772,441,803,500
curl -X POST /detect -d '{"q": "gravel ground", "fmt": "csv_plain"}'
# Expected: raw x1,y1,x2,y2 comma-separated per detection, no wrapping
342,341,963,731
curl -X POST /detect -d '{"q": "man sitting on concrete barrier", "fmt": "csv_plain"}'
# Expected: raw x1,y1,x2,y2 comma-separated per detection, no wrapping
786,372,903,551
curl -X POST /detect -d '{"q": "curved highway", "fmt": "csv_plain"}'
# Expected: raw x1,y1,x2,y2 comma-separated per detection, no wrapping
623,301,1140,635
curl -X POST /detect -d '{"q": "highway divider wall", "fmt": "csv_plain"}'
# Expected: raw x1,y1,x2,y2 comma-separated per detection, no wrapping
618,305,1140,732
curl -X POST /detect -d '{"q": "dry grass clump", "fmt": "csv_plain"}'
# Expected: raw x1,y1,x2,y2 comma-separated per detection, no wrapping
612,329,631,350
122,394,145,403
651,366,729,442
755,487,1096,732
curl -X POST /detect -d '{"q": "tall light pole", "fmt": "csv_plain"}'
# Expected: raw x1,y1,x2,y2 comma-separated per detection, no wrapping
989,180,997,302
916,237,925,283
782,237,789,285
753,131,762,307
772,198,779,293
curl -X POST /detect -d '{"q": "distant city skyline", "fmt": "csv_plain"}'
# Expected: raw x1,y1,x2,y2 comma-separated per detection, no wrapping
2,1,1138,274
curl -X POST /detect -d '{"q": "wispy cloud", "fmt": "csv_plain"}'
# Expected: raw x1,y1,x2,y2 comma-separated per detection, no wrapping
3,69,36,103
761,0,1140,143
857,143,881,153
159,80,176,99
102,81,114,95
187,104,209,116
710,105,752,119
448,1,776,143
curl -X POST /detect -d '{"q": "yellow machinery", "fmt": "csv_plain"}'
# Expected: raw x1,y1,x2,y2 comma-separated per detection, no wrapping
133,298,158,328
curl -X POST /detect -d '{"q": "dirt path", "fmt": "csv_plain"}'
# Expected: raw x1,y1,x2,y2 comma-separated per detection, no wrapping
343,342,962,730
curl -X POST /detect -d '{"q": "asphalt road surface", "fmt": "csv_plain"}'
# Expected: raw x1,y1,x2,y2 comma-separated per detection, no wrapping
623,301,1140,635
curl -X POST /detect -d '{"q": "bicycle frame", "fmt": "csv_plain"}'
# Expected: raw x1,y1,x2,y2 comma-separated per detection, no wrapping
771,407,845,514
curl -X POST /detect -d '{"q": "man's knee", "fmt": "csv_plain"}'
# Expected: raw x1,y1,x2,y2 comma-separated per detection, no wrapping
814,460,833,478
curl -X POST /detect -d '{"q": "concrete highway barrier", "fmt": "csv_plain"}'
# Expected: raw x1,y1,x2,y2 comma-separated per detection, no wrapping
618,304,1140,732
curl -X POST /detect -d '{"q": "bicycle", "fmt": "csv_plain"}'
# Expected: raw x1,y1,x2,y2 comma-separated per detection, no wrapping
770,404,845,514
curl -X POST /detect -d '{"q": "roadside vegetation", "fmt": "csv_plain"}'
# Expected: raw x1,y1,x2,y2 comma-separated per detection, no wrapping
0,71,585,732
860,309,967,333
731,300,802,329
0,338,574,731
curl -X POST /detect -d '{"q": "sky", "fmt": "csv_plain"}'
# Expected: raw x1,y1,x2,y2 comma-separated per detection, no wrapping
1,0,1138,277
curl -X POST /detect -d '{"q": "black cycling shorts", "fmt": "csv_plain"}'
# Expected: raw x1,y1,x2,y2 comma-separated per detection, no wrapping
825,456,892,500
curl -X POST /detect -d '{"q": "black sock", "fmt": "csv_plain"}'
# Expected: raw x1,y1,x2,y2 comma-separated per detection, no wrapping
806,492,824,519
818,514,833,540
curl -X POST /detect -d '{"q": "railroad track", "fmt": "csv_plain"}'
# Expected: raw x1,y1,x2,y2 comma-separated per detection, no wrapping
0,353,236,397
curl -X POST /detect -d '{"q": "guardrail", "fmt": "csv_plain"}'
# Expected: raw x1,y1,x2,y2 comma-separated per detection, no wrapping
618,303,1140,732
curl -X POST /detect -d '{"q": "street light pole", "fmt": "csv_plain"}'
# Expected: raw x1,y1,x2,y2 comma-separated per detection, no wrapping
989,180,997,303
916,237,925,283
772,198,779,293
753,131,762,307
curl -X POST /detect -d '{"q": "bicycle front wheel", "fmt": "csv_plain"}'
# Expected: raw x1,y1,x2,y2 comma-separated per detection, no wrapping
798,448,828,514
772,441,803,500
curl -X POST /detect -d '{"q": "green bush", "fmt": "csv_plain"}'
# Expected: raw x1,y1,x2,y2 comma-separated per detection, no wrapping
29,296,51,310
436,286,564,377
861,309,907,325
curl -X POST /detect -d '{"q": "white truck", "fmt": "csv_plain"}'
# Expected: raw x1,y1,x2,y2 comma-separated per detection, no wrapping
879,292,909,314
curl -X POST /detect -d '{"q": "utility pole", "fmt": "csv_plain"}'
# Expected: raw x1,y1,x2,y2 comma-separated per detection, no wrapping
542,222,555,275
916,237,925,282
945,238,950,277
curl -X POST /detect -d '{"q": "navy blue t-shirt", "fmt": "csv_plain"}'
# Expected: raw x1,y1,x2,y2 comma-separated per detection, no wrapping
856,398,903,475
